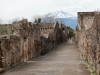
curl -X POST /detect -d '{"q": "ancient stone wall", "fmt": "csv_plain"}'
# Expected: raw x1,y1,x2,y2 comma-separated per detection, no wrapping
0,19,41,71
0,19,68,72
0,35,23,70
39,23,54,37
59,24,68,42
75,12,100,75
0,24,14,35
13,19,41,61
0,38,4,69
38,22,68,44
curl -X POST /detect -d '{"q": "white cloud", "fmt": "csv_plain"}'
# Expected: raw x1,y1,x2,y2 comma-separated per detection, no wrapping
66,5,82,10
0,0,99,23
78,0,93,4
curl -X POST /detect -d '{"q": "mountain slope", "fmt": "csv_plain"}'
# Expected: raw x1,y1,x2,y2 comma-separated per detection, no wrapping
57,18,77,29
42,10,77,29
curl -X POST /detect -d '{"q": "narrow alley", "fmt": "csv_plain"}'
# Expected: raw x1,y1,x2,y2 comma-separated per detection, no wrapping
1,40,91,75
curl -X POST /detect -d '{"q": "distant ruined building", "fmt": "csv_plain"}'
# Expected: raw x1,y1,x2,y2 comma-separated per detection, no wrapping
0,19,68,72
75,12,100,75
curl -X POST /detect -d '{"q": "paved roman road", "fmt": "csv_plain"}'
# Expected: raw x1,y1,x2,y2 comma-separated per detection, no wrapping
1,40,91,75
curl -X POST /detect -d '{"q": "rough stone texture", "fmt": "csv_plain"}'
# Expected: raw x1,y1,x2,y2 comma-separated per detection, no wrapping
0,35,23,70
0,39,3,71
38,22,68,43
1,40,91,75
0,19,68,72
37,22,68,54
75,12,100,75
0,24,14,35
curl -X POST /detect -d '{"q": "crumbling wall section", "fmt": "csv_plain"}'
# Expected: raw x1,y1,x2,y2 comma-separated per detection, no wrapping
13,19,41,60
0,24,14,35
0,19,68,72
75,12,100,75
0,35,23,70
0,38,3,68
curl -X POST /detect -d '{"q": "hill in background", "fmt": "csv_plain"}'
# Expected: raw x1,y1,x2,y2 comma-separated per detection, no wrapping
41,10,77,29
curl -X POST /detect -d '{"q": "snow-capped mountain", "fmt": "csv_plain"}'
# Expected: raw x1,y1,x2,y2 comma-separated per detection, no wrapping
43,10,76,19
42,10,77,29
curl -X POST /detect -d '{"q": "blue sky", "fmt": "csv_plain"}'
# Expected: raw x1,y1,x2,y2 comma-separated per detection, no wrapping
0,0,100,23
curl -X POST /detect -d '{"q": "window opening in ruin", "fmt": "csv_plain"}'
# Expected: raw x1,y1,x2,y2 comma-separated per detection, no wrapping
5,25,7,26
24,37,27,41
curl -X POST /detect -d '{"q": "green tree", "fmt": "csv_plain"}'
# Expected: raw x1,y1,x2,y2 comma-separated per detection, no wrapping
66,26,73,30
38,18,41,23
69,30,74,37
66,26,74,37
34,19,37,23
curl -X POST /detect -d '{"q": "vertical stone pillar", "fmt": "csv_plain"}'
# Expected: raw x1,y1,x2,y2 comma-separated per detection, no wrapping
24,38,28,62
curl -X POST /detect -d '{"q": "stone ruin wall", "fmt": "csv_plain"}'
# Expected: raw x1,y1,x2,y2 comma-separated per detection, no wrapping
75,12,100,75
0,24,14,35
0,35,23,70
39,23,54,37
0,19,41,71
0,19,68,72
